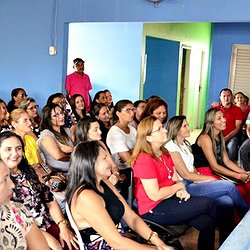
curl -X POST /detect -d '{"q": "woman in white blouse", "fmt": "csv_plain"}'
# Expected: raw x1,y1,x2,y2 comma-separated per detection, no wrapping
107,99,136,170
165,115,249,219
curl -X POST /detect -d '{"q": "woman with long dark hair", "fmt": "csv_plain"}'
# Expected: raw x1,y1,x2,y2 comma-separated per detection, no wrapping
38,103,74,172
91,103,111,145
192,107,250,205
7,88,27,113
69,94,87,122
65,140,172,250
0,131,77,250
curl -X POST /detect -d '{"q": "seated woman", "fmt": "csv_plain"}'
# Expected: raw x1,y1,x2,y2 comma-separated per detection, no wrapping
107,99,136,170
69,94,88,122
104,89,114,110
38,103,75,173
76,117,122,186
7,87,27,113
65,140,172,250
19,97,41,138
47,93,75,130
140,97,168,125
91,90,108,107
0,131,78,250
91,103,111,145
0,160,49,250
129,100,147,129
129,116,232,250
165,115,249,219
0,98,11,132
192,107,250,205
10,109,41,163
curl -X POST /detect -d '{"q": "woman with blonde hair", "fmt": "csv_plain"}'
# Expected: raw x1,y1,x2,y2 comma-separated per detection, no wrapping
165,115,248,219
19,97,41,137
129,116,231,250
10,109,42,166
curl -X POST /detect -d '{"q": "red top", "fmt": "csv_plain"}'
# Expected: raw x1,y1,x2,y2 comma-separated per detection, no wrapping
215,103,242,137
133,152,175,215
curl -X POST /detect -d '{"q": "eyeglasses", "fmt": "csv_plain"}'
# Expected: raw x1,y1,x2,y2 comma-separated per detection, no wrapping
151,125,166,134
52,111,65,118
17,118,32,124
27,105,39,111
120,107,136,114
17,94,27,98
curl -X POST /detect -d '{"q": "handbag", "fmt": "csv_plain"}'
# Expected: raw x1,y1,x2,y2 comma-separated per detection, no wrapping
213,171,241,185
32,163,67,192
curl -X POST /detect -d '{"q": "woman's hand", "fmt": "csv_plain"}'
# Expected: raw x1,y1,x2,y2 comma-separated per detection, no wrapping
238,172,249,183
58,143,74,154
58,223,79,250
176,189,190,202
108,173,119,185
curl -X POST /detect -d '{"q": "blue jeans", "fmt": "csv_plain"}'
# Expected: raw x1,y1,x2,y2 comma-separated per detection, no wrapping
142,196,217,250
226,136,239,162
239,139,250,171
184,179,249,218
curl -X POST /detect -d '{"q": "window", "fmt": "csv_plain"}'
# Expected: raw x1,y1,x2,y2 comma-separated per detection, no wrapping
229,44,250,98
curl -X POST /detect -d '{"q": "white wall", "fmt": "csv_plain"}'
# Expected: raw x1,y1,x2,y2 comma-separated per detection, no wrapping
67,22,143,103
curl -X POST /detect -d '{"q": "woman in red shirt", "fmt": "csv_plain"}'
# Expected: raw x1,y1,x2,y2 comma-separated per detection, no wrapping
129,116,233,250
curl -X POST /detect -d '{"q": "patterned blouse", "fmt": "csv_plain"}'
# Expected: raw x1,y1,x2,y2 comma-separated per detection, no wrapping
0,201,33,250
11,172,54,231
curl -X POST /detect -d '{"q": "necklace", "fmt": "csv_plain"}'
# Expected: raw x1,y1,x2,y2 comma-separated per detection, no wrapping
159,155,172,179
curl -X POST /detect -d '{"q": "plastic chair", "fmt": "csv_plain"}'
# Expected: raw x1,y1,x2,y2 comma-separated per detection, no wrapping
65,202,85,250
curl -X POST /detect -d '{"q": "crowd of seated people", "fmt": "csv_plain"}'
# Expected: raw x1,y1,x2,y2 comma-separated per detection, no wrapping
0,85,250,249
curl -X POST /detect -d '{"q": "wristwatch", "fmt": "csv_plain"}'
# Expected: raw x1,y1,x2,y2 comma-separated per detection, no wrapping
57,219,68,226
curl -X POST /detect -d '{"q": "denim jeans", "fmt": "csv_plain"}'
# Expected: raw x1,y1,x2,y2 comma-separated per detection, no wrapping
226,136,239,162
239,139,250,171
184,179,249,218
142,196,217,250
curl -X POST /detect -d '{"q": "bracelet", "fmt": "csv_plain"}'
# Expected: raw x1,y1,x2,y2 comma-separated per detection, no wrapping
57,219,68,226
147,231,158,244
113,171,120,177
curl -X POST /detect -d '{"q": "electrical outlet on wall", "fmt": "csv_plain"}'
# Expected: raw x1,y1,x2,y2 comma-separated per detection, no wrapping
49,46,57,55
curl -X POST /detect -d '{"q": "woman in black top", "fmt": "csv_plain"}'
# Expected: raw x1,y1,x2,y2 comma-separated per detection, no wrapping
65,141,172,250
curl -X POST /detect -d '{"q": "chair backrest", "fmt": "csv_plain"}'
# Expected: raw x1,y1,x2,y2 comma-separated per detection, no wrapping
65,202,85,250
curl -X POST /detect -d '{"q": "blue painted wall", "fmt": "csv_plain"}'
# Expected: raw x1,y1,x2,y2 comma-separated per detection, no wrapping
208,23,250,106
1,0,250,108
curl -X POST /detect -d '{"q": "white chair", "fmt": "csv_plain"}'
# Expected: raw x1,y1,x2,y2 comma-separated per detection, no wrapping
65,202,85,250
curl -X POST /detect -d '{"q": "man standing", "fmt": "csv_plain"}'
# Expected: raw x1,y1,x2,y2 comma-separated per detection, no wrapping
214,88,242,161
65,58,92,112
